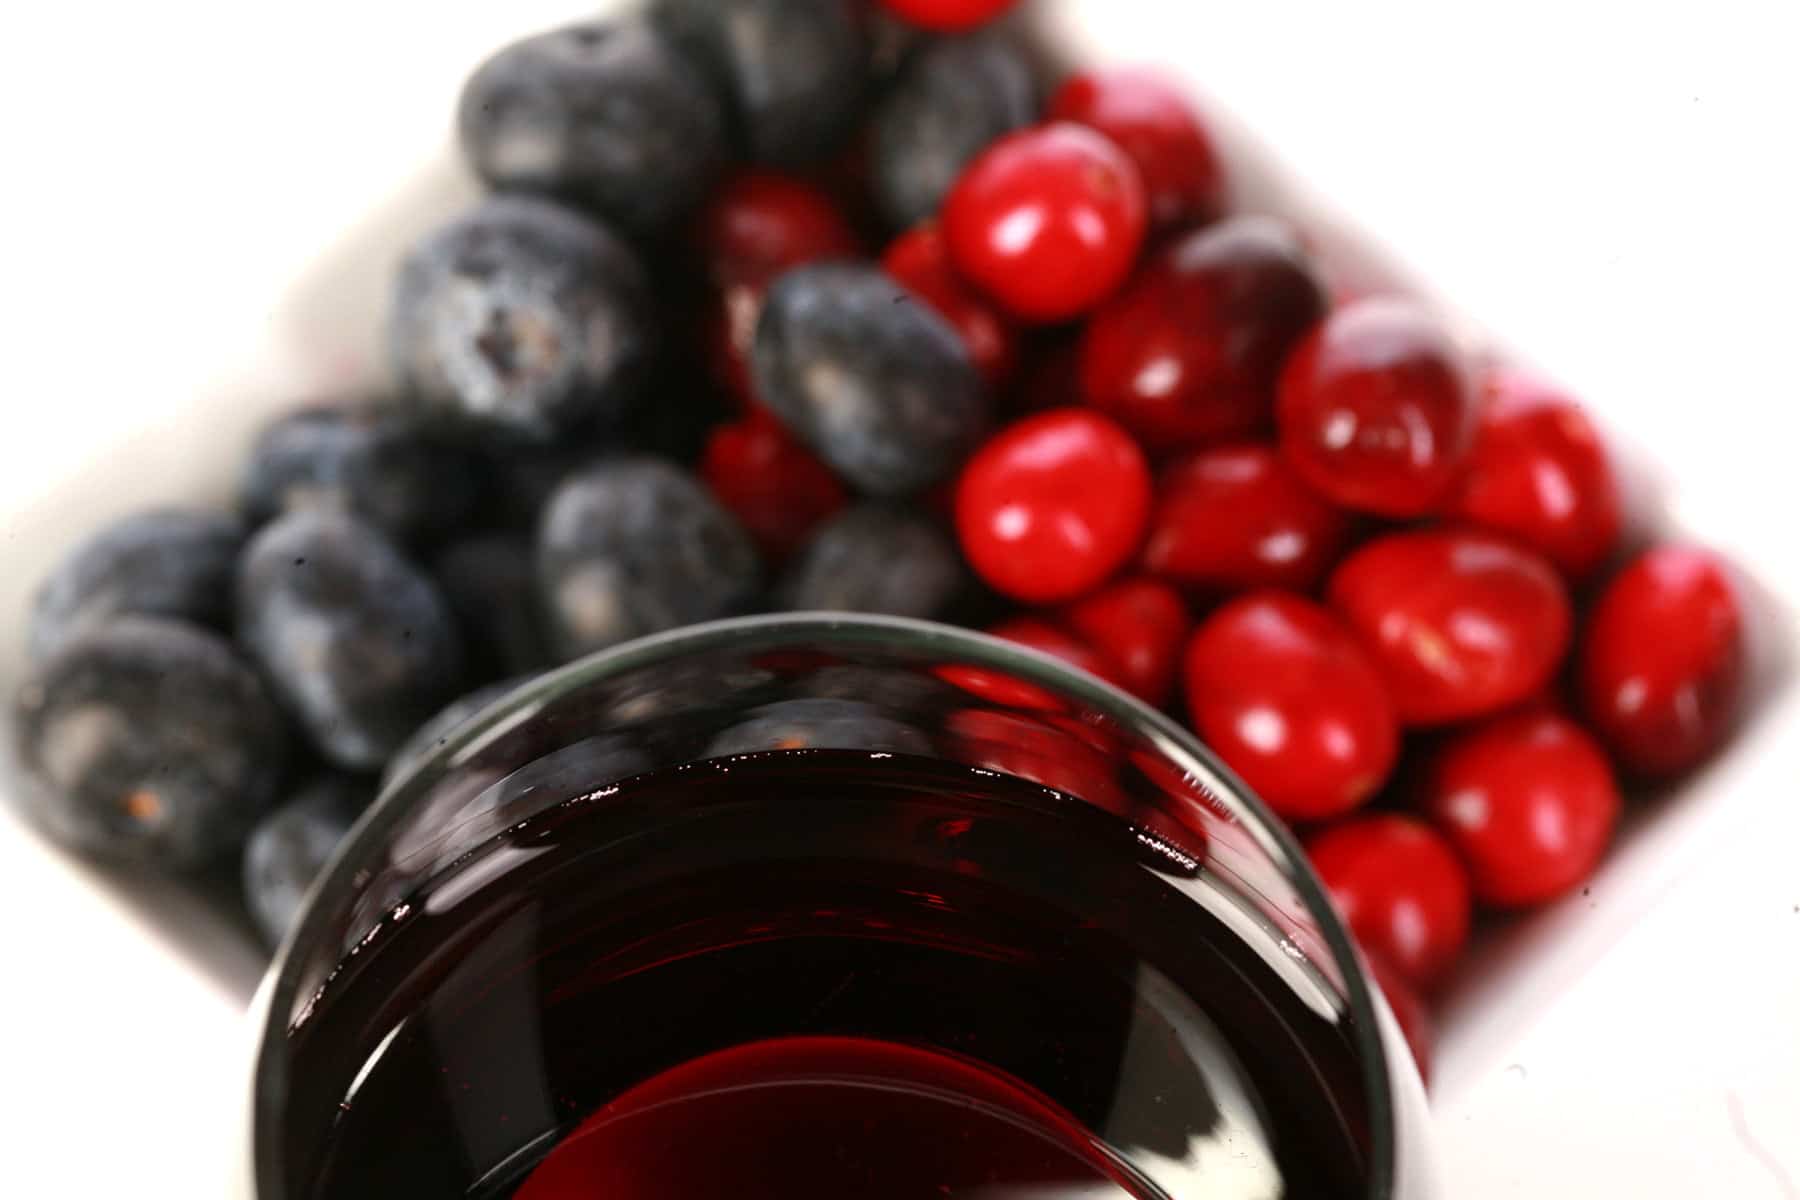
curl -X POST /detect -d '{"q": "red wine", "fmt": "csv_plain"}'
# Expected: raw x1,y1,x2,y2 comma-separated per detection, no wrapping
280,751,1371,1198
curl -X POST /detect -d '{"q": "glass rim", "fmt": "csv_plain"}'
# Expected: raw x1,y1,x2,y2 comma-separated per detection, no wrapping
250,611,1399,1199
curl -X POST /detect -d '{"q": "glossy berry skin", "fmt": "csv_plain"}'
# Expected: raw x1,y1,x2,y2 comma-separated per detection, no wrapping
1183,592,1398,823
751,263,987,496
878,0,1018,32
693,171,862,409
389,195,654,442
1422,709,1621,907
457,18,726,237
1048,67,1226,230
942,122,1148,323
1578,546,1744,777
27,508,244,665
242,775,368,948
984,616,1132,695
701,414,848,562
1081,216,1328,453
1307,814,1472,990
777,505,965,620
1366,952,1434,1086
1448,369,1622,578
11,617,289,867
1328,529,1572,726
1142,443,1353,593
1277,297,1478,517
1059,577,1190,707
955,408,1152,604
870,30,1038,231
883,223,1019,388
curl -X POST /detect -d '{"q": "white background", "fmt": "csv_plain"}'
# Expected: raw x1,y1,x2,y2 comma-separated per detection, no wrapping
2,1,1799,1196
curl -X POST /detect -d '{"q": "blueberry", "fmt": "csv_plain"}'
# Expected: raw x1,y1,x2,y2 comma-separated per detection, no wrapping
381,678,524,792
537,456,761,660
751,263,986,496
10,617,289,867
27,509,244,665
388,194,656,443
652,0,868,167
239,404,480,544
458,18,726,238
236,510,466,771
871,31,1039,230
433,536,551,678
703,697,931,757
777,504,966,618
242,775,367,948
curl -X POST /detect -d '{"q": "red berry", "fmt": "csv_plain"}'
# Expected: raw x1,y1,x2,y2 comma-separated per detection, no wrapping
883,223,1019,388
1328,529,1572,726
1142,443,1353,593
1448,369,1622,578
1421,708,1621,907
878,0,1019,33
1081,216,1327,453
985,616,1132,695
699,414,848,562
692,171,862,407
942,123,1148,323
1578,546,1744,777
1183,592,1399,822
1277,297,1478,516
1060,577,1191,707
1307,814,1471,990
955,408,1152,604
1048,67,1227,230
949,707,1127,815
1365,952,1434,1086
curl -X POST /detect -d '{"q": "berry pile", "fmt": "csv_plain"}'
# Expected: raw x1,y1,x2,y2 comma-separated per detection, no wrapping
6,0,1751,1083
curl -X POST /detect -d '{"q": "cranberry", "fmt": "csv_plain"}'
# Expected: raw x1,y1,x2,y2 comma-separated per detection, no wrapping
692,171,861,407
955,408,1152,604
1060,576,1191,707
1048,67,1227,230
883,223,1018,388
1578,545,1744,777
1365,952,1433,1086
1448,368,1622,578
1421,708,1621,907
1306,814,1471,990
1328,529,1572,726
984,616,1132,695
1277,297,1478,516
949,707,1127,815
1142,443,1353,593
1080,216,1327,453
942,122,1148,323
1182,592,1398,823
699,413,848,562
878,0,1019,33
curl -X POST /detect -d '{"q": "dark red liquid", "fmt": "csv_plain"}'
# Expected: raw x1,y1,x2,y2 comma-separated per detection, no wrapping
281,752,1371,1198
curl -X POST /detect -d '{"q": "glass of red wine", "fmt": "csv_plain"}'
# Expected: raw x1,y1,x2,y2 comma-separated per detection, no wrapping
244,614,1434,1199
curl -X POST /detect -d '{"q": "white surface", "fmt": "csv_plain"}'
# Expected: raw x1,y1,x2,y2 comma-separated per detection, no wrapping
4,1,1799,1196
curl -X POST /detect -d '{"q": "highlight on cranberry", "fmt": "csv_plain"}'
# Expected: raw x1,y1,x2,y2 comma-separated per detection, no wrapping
8,0,1763,1155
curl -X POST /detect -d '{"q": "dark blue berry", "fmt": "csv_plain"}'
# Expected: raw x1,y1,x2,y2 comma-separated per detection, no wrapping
27,508,244,665
751,263,986,495
239,404,480,544
458,18,726,237
388,194,656,442
537,456,761,660
703,697,931,757
10,617,289,867
242,774,368,948
381,678,523,792
236,511,466,771
777,504,966,618
433,535,551,678
871,31,1039,230
652,0,869,167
